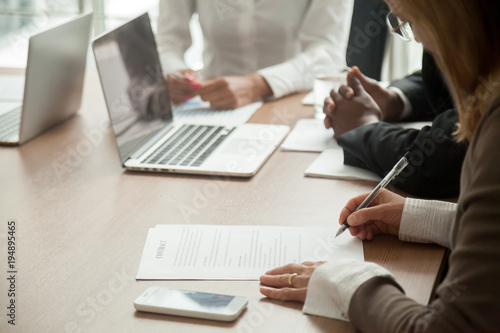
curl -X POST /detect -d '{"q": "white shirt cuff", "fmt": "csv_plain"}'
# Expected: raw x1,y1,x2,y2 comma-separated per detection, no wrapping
399,198,457,248
303,259,394,321
388,87,412,120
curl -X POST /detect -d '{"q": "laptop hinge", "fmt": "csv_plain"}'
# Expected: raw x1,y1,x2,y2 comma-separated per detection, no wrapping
128,123,175,161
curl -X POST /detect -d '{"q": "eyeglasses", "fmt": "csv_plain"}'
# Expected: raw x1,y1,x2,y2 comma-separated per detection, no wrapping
386,12,414,42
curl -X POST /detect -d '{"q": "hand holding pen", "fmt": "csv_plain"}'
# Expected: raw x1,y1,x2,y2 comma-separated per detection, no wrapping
166,70,201,104
335,153,410,239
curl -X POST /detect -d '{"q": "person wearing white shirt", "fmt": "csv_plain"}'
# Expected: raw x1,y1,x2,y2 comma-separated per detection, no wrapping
156,0,353,109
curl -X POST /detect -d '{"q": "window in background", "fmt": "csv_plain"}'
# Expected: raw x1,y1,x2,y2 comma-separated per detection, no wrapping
381,34,423,82
0,0,160,68
0,1,419,82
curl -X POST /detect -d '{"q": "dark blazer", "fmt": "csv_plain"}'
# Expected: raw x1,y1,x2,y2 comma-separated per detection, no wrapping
337,52,467,198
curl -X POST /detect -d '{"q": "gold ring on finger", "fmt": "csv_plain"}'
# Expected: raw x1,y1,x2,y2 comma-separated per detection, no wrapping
288,273,298,287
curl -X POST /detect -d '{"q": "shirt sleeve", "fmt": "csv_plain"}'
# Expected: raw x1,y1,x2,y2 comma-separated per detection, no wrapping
302,258,395,321
258,0,354,98
399,198,457,248
156,0,196,74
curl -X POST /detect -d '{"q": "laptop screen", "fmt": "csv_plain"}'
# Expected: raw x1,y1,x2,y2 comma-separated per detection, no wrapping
93,13,173,164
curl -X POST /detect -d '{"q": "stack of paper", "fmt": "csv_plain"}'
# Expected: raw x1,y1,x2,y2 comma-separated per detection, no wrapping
305,148,381,182
290,120,432,181
136,224,363,280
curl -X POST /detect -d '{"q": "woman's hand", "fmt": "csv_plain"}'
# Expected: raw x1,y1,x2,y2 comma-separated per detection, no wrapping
198,73,272,110
259,261,326,302
166,69,201,105
340,189,405,240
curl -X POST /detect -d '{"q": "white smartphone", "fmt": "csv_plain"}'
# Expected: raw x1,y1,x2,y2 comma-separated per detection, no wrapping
134,287,248,322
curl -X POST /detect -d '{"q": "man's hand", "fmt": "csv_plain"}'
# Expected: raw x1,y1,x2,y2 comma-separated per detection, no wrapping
198,73,272,110
323,67,406,138
324,69,382,139
349,67,405,121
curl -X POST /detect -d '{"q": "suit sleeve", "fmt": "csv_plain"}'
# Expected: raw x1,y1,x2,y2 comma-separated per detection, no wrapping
337,108,467,198
390,71,434,119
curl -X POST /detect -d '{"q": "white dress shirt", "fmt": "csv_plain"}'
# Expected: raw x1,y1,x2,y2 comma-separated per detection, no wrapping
157,0,353,98
303,198,457,321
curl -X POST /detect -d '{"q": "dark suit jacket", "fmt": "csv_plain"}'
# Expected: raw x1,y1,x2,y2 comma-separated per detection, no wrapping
337,52,468,198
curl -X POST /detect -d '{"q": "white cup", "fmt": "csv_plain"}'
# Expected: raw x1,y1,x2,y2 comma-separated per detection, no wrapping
313,67,349,118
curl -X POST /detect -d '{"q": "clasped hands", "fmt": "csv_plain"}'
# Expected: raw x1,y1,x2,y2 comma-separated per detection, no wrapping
260,189,405,302
167,70,272,110
323,66,405,139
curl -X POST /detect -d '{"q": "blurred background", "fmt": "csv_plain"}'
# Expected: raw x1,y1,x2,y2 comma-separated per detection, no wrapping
0,0,421,81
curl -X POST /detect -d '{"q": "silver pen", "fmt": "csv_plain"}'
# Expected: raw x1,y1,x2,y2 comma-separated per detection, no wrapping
335,152,410,238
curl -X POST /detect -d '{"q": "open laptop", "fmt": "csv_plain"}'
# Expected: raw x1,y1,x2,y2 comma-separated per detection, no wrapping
0,13,93,145
92,13,289,177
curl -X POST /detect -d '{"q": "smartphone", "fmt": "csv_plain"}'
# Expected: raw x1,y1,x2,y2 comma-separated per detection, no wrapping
134,287,248,322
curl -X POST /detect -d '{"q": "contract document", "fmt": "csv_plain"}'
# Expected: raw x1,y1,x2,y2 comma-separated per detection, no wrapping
136,225,363,280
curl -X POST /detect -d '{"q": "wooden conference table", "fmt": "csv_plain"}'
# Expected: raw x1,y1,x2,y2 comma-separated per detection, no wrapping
0,70,446,332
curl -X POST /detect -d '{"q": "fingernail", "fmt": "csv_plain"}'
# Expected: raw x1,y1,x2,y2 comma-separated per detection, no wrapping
190,83,201,89
184,94,191,101
185,73,194,81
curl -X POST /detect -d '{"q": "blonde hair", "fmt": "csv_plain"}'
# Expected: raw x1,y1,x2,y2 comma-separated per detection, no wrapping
395,0,500,141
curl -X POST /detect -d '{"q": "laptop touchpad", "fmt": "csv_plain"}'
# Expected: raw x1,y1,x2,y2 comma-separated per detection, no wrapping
220,138,272,155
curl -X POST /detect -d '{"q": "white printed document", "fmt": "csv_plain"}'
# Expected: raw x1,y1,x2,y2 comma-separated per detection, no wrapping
136,225,363,280
281,119,338,152
172,97,262,125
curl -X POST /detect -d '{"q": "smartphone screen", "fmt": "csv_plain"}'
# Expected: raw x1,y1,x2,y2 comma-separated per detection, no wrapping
144,288,236,313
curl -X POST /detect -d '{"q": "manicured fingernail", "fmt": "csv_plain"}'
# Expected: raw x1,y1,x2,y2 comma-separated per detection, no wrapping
184,94,191,101
185,73,194,81
190,83,201,89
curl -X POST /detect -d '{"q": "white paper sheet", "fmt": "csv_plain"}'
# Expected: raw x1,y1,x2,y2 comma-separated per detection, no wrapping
301,82,390,106
302,122,431,182
281,118,337,152
301,91,314,105
172,97,262,125
0,75,24,101
136,224,363,280
305,148,381,182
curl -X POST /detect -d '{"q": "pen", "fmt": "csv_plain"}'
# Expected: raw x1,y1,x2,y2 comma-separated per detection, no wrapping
168,71,197,82
168,71,186,80
335,152,410,238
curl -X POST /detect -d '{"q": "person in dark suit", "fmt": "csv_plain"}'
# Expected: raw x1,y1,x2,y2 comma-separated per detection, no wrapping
323,51,467,198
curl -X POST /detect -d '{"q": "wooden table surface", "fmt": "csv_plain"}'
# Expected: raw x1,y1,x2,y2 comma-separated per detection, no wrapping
0,70,445,333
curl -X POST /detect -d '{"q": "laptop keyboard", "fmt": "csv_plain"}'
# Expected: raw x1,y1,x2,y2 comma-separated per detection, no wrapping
141,124,233,167
0,107,21,141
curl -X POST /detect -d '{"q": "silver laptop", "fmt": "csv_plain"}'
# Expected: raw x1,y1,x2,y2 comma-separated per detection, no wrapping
0,13,93,145
92,13,289,177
